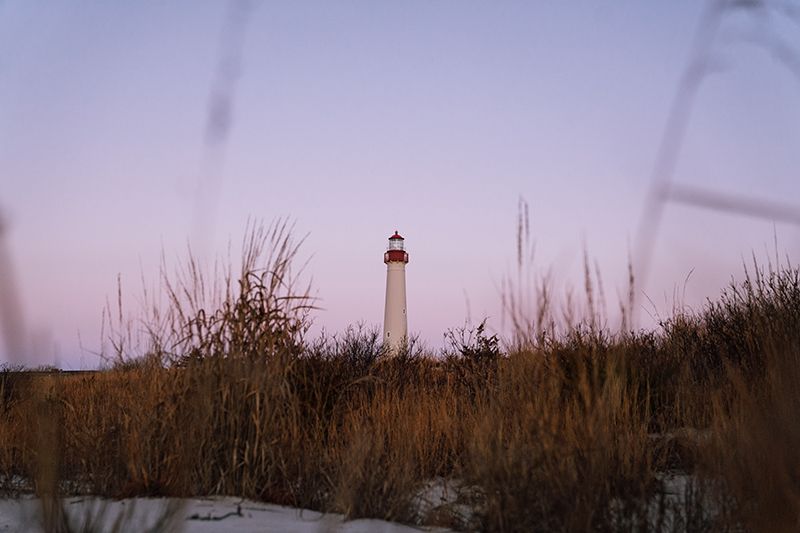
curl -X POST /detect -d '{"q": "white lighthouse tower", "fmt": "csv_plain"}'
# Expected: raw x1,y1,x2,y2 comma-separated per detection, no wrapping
383,231,409,352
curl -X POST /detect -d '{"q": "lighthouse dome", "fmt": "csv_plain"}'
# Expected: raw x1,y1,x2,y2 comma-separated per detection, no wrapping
384,230,409,263
388,231,405,251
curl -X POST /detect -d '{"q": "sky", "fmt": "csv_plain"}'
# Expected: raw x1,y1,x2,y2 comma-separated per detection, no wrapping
1,1,800,368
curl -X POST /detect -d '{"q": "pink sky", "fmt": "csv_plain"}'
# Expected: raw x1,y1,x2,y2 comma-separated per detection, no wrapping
2,1,799,367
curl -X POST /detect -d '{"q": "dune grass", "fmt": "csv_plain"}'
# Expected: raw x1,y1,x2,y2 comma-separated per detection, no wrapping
1,223,799,532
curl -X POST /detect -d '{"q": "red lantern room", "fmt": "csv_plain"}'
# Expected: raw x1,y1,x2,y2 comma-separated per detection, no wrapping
384,231,409,263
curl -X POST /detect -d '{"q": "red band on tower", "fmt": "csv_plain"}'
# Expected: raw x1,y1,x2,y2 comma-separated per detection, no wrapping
384,250,409,263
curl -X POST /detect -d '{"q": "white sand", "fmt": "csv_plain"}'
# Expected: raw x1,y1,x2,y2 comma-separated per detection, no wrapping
0,496,452,533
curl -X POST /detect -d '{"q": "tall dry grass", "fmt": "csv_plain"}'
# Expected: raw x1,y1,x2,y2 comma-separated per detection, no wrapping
2,223,799,532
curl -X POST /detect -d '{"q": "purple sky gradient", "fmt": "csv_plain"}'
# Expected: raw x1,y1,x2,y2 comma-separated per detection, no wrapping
2,1,800,367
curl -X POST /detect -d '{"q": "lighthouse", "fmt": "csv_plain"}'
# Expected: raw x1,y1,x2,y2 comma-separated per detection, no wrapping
383,231,409,352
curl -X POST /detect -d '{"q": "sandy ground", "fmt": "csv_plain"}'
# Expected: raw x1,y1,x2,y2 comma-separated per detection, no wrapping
0,496,452,533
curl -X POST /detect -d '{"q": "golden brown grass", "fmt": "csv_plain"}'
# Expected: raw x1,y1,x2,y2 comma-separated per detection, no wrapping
1,224,799,532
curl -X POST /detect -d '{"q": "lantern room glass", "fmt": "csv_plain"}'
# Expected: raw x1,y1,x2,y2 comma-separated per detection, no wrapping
388,238,404,251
